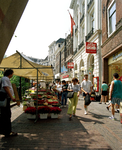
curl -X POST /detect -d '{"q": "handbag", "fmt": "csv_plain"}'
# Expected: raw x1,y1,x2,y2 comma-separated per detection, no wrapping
85,94,91,105
0,79,8,107
67,91,74,98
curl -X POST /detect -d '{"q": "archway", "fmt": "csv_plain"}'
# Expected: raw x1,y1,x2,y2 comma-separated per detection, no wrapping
87,54,94,82
74,63,78,78
79,59,84,83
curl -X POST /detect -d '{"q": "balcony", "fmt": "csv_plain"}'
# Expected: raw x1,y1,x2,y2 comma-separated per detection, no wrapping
80,14,84,24
87,0,94,10
85,28,94,42
78,41,84,50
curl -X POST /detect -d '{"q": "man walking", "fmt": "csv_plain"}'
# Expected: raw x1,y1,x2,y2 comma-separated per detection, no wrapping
81,73,92,115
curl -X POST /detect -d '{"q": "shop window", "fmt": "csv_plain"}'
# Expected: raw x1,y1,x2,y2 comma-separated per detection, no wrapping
108,1,116,36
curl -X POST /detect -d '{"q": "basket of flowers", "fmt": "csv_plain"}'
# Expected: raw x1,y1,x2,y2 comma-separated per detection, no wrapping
38,106,50,119
25,107,36,119
50,107,62,118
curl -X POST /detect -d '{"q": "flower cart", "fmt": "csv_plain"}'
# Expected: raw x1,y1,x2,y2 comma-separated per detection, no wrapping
24,88,62,119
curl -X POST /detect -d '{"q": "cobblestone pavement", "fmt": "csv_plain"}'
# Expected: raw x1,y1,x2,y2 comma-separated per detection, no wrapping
0,97,122,150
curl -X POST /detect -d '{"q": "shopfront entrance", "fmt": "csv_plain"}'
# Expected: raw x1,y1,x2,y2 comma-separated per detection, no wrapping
108,50,122,83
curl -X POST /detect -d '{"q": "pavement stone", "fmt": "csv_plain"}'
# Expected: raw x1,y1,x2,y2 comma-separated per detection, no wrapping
0,96,122,150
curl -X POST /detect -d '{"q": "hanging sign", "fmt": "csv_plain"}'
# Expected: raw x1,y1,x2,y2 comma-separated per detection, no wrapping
85,42,97,54
67,62,74,68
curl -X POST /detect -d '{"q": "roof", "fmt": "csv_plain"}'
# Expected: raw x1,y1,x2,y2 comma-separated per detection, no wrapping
56,38,65,44
0,51,54,81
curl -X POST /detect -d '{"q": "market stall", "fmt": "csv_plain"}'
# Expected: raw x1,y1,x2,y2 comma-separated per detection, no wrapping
0,51,56,121
23,87,61,119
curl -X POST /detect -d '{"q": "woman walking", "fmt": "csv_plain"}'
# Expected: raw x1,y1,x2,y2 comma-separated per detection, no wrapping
67,78,80,120
109,73,122,120
99,81,108,104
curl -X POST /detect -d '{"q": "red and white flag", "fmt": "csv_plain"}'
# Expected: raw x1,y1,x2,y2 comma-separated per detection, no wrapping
68,10,75,36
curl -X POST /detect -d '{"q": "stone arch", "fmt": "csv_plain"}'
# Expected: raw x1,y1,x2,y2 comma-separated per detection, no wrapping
87,54,94,81
79,59,85,82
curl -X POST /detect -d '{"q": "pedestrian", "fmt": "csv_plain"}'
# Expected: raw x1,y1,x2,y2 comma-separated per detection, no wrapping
109,73,122,120
99,81,109,104
61,80,68,107
0,69,17,137
55,80,59,97
67,78,80,120
57,81,62,104
106,83,120,113
81,73,93,115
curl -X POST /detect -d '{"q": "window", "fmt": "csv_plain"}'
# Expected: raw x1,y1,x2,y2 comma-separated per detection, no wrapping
82,3,85,14
108,2,116,35
82,26,85,41
91,12,94,29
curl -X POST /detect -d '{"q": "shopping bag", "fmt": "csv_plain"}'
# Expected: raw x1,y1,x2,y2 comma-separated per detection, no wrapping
67,92,74,98
85,94,91,105
0,91,7,107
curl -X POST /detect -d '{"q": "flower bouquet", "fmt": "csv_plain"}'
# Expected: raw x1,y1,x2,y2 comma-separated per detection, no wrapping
25,107,36,119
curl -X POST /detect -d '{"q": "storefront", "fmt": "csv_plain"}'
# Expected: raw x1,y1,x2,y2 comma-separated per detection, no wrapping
108,50,122,83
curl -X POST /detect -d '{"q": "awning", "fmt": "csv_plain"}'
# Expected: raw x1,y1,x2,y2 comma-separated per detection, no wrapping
0,0,29,63
0,51,54,81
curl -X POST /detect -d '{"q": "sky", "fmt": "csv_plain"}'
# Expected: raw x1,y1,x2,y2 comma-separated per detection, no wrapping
5,0,73,59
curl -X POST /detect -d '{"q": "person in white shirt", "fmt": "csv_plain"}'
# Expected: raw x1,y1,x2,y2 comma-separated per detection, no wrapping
81,73,93,115
0,69,17,137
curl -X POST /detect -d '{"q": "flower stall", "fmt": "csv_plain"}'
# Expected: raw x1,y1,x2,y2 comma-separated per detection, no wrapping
24,87,62,119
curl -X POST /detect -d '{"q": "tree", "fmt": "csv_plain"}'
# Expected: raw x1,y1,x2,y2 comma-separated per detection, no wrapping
10,75,30,96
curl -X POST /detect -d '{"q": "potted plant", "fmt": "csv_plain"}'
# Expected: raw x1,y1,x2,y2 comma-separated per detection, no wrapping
25,107,36,119
38,106,50,119
50,107,62,118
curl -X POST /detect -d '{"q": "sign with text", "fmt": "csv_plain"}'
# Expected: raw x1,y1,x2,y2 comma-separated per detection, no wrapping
62,75,69,79
85,42,97,54
67,62,74,68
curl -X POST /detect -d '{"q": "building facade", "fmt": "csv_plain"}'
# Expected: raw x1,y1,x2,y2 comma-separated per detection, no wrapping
60,34,74,81
48,41,56,74
70,0,102,92
28,56,48,66
101,0,122,84
55,38,65,80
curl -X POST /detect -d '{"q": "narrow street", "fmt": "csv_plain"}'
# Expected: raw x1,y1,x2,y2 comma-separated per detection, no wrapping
0,97,122,150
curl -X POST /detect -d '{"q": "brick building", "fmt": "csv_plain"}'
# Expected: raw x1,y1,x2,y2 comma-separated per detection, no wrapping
101,0,122,83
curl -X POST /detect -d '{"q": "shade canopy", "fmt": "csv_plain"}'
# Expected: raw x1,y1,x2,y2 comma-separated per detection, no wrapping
0,0,29,63
0,51,54,82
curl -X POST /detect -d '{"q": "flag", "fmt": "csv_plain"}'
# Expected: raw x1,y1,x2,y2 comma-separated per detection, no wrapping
68,10,75,36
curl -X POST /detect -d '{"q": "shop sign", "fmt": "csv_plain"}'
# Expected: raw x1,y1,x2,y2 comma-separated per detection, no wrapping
113,52,122,61
62,75,69,79
67,62,74,68
85,42,97,54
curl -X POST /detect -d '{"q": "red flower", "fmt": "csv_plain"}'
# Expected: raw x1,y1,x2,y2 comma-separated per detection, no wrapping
25,107,36,114
50,107,62,114
38,106,50,113
48,101,58,105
